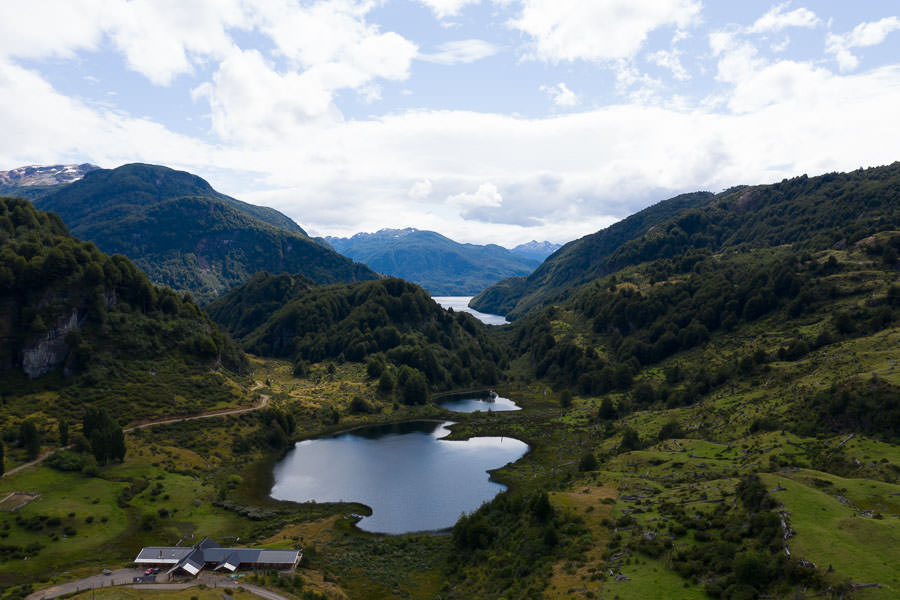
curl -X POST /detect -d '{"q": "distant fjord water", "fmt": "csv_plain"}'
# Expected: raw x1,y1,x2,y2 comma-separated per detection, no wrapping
433,296,508,326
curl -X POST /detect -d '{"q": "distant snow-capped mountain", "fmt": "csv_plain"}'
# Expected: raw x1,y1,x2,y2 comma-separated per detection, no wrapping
510,240,562,262
0,163,100,187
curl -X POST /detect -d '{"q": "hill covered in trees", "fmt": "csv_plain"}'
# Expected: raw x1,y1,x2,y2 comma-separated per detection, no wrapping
326,227,540,295
473,164,900,319
211,276,506,400
0,195,249,435
32,164,378,302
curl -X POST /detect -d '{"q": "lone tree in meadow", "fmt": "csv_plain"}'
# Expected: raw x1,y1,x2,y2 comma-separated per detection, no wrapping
82,407,126,464
19,421,40,460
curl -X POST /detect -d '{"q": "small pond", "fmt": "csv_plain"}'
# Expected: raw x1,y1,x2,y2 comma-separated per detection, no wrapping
438,394,520,413
270,421,528,534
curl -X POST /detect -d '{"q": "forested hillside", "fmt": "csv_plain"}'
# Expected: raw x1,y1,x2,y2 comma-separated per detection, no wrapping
326,228,540,295
212,276,506,400
0,196,249,434
205,271,314,339
471,191,713,317
32,164,378,302
474,164,900,319
443,166,900,599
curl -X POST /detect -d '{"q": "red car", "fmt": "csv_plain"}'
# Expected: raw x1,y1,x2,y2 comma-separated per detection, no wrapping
144,568,154,575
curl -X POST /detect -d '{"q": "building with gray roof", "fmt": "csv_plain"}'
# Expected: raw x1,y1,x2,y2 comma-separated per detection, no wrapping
134,538,301,575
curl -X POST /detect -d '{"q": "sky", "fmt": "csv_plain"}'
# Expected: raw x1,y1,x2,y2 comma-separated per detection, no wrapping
1,1,900,247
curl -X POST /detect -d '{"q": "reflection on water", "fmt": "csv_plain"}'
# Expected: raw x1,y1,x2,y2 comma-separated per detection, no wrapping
439,394,520,413
271,420,528,534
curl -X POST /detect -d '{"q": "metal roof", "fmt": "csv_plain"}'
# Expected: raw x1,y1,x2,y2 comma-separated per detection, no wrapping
134,538,300,574
135,547,193,563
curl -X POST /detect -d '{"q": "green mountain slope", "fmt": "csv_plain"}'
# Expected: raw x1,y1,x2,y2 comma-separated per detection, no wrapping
473,163,900,320
33,164,377,302
205,271,314,340
0,196,247,424
212,276,506,397
326,228,540,295
470,191,713,318
450,168,900,599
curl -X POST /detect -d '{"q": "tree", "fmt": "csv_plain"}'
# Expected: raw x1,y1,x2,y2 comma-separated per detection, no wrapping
632,382,656,406
578,451,597,472
618,427,642,452
19,421,40,459
599,397,617,420
530,491,554,523
82,407,126,464
377,369,395,395
0,440,4,476
397,366,428,405
657,420,685,441
58,419,69,447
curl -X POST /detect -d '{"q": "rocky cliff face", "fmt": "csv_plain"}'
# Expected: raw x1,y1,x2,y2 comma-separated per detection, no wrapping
21,309,81,378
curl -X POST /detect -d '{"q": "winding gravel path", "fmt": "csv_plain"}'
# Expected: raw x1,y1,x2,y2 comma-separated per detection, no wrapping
2,383,269,479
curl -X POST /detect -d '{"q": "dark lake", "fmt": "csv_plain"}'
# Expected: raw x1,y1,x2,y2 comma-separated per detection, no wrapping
438,394,521,413
270,421,528,534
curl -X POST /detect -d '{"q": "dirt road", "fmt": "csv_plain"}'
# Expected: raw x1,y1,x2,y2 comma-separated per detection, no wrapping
2,384,269,479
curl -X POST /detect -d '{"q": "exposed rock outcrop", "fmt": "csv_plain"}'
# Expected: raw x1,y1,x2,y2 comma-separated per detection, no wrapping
22,309,81,378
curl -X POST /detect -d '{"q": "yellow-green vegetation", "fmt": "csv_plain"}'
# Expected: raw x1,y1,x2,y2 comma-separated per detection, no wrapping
759,472,900,599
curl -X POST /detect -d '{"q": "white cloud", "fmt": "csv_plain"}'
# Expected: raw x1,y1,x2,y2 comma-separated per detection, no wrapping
408,179,433,199
414,0,481,19
540,82,579,107
106,0,246,85
189,2,418,144
647,49,690,80
826,17,900,72
0,0,248,86
509,0,701,63
419,40,500,65
709,33,764,84
748,3,820,34
0,0,108,59
0,58,212,169
250,0,416,83
191,47,337,144
448,183,504,208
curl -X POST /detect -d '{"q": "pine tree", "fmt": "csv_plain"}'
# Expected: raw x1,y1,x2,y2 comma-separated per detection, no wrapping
58,419,69,446
19,421,40,459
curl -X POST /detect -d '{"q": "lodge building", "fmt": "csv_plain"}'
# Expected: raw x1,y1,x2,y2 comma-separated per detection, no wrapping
134,537,301,575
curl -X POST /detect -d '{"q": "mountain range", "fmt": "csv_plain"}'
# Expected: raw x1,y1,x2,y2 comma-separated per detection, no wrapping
326,227,543,295
2,160,899,600
28,163,378,302
472,164,900,319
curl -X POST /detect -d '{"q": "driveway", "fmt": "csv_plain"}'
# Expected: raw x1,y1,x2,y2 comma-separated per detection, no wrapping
27,569,292,600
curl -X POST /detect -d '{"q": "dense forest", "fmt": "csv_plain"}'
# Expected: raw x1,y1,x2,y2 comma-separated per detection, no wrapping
0,196,247,425
213,276,507,400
